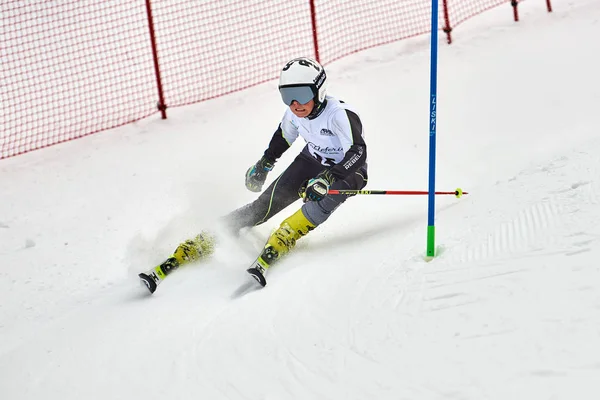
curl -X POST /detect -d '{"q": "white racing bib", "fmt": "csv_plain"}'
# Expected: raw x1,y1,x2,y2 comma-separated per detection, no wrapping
279,96,364,167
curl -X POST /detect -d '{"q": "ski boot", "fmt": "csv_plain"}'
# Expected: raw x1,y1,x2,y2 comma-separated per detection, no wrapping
139,231,216,294
247,209,315,286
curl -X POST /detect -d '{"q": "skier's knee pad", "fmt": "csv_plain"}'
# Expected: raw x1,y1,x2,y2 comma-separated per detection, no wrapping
302,195,343,226
301,170,366,226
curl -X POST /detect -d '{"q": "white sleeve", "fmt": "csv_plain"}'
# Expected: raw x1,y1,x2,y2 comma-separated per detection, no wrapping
280,109,300,146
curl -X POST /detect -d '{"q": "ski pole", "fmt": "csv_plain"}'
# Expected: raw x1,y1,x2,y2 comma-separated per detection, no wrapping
328,187,467,198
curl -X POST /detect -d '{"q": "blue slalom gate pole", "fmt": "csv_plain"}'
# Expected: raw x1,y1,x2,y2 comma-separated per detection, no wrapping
426,0,439,258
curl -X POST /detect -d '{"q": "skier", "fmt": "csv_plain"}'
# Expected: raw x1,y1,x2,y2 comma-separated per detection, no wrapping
139,57,368,293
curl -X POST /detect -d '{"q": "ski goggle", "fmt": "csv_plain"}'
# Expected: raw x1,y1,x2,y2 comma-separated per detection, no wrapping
279,85,315,106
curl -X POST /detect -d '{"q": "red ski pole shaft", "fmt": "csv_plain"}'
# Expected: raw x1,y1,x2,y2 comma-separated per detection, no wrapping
328,188,468,198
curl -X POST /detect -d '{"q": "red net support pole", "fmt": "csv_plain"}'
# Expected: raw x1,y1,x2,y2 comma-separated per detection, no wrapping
511,0,520,22
546,0,553,12
442,0,453,44
145,0,167,119
309,0,320,63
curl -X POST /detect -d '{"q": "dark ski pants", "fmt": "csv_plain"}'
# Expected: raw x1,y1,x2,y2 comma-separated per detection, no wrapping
224,150,367,233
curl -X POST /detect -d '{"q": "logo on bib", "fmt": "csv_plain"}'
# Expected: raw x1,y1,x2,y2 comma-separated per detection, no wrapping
320,128,334,136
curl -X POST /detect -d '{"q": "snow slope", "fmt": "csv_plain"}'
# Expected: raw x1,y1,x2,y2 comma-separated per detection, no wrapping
1,1,599,399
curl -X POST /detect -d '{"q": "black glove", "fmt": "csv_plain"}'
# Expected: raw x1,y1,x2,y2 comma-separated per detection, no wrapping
245,156,274,192
302,170,335,202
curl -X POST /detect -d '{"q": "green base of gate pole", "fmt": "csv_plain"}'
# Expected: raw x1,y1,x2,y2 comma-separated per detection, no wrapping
425,225,436,261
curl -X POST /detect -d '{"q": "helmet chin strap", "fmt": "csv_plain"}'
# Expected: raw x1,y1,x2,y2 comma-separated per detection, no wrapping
307,98,327,120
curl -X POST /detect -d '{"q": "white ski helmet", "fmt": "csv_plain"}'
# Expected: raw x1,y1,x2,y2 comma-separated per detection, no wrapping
278,57,327,106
